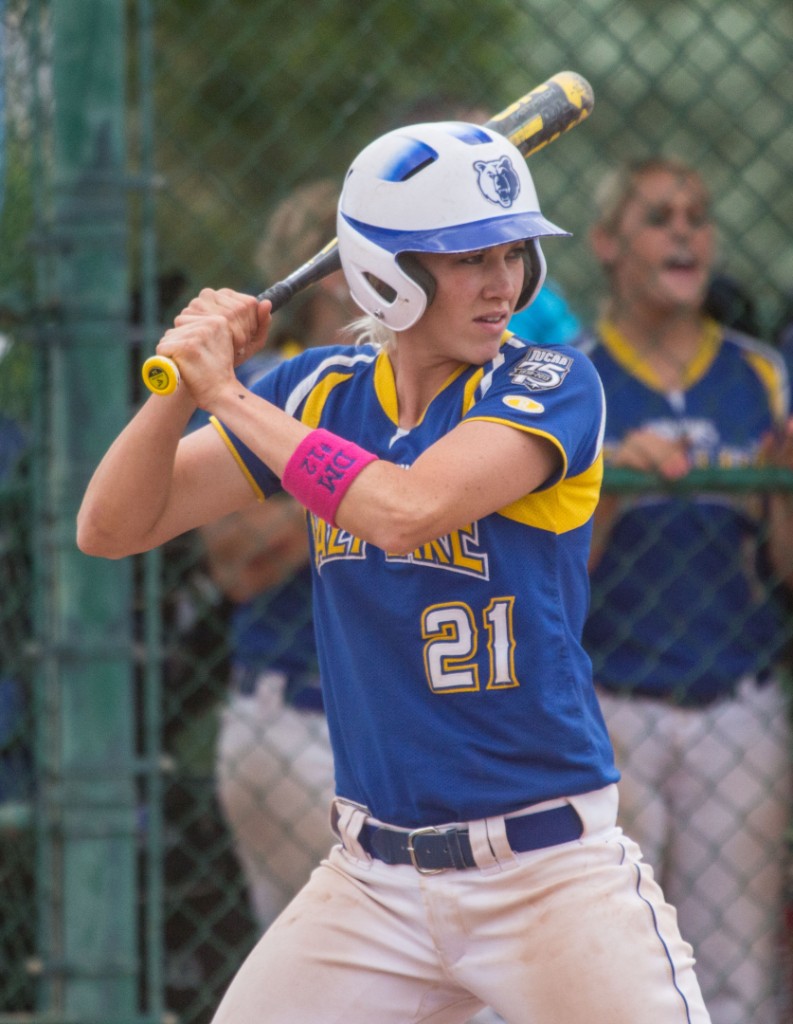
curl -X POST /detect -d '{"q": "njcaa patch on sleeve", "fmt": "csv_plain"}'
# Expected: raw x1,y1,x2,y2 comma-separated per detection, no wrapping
510,347,573,391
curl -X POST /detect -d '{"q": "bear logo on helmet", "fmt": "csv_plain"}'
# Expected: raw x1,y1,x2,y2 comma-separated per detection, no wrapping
473,156,521,209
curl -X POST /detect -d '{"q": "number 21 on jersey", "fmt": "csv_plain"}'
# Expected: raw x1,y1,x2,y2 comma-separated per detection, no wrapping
421,597,518,693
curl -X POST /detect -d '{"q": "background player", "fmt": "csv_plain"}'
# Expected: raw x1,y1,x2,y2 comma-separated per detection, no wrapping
198,179,353,930
578,156,793,1024
77,122,711,1023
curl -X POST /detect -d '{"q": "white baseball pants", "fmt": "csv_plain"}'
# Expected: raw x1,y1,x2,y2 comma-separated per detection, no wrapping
210,785,711,1024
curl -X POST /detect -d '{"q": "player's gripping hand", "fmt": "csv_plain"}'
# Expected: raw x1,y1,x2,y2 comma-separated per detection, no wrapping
174,288,272,367
154,289,272,409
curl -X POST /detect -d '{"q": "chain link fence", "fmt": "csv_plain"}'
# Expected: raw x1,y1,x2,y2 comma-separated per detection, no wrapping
2,1,793,1022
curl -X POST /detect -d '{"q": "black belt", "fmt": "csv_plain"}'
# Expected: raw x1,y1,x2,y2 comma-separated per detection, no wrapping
358,804,583,874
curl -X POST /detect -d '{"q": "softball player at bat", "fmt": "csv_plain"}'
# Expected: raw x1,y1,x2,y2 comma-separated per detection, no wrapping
77,122,712,1023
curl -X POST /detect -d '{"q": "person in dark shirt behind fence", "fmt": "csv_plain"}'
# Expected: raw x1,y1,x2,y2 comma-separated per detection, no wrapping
194,179,355,930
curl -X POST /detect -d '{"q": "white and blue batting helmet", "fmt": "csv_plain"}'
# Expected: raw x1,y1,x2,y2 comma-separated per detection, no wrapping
337,120,570,331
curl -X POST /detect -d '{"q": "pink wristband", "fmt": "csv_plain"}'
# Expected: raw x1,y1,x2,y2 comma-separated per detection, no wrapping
282,428,378,527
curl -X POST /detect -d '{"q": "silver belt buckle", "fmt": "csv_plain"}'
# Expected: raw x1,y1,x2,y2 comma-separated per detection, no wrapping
407,826,446,875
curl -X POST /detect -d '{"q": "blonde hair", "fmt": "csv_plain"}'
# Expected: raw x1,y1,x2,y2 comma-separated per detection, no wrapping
593,156,709,234
348,314,397,352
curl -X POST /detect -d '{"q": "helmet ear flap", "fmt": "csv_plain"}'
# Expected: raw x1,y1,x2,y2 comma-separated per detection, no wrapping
396,253,436,308
365,243,545,318
516,239,548,311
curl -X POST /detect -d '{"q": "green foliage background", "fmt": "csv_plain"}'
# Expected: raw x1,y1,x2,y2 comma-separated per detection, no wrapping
3,0,793,334
145,0,793,334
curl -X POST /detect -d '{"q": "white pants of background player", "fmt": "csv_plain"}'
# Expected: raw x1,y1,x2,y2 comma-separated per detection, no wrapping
210,784,711,1024
215,670,336,929
597,675,792,1024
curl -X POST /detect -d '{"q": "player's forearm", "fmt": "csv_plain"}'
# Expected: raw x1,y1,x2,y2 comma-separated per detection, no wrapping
207,384,413,550
77,390,197,558
336,423,561,554
207,380,310,478
208,388,560,555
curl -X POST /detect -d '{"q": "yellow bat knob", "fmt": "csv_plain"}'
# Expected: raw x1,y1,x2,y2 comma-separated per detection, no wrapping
142,355,180,396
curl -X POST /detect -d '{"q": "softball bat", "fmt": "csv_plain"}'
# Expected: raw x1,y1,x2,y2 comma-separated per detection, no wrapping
142,70,594,396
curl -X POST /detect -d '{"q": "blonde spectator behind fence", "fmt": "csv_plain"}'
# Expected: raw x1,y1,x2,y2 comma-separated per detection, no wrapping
577,156,793,1024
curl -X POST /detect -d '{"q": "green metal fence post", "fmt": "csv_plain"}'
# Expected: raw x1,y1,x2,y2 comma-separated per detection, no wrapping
37,1,139,1020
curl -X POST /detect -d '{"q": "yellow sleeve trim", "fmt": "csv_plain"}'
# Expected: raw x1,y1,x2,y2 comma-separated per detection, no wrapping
499,455,603,534
209,415,265,502
464,415,602,533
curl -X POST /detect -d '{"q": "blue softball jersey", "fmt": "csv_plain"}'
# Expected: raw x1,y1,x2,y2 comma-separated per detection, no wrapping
579,319,791,705
210,334,618,828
